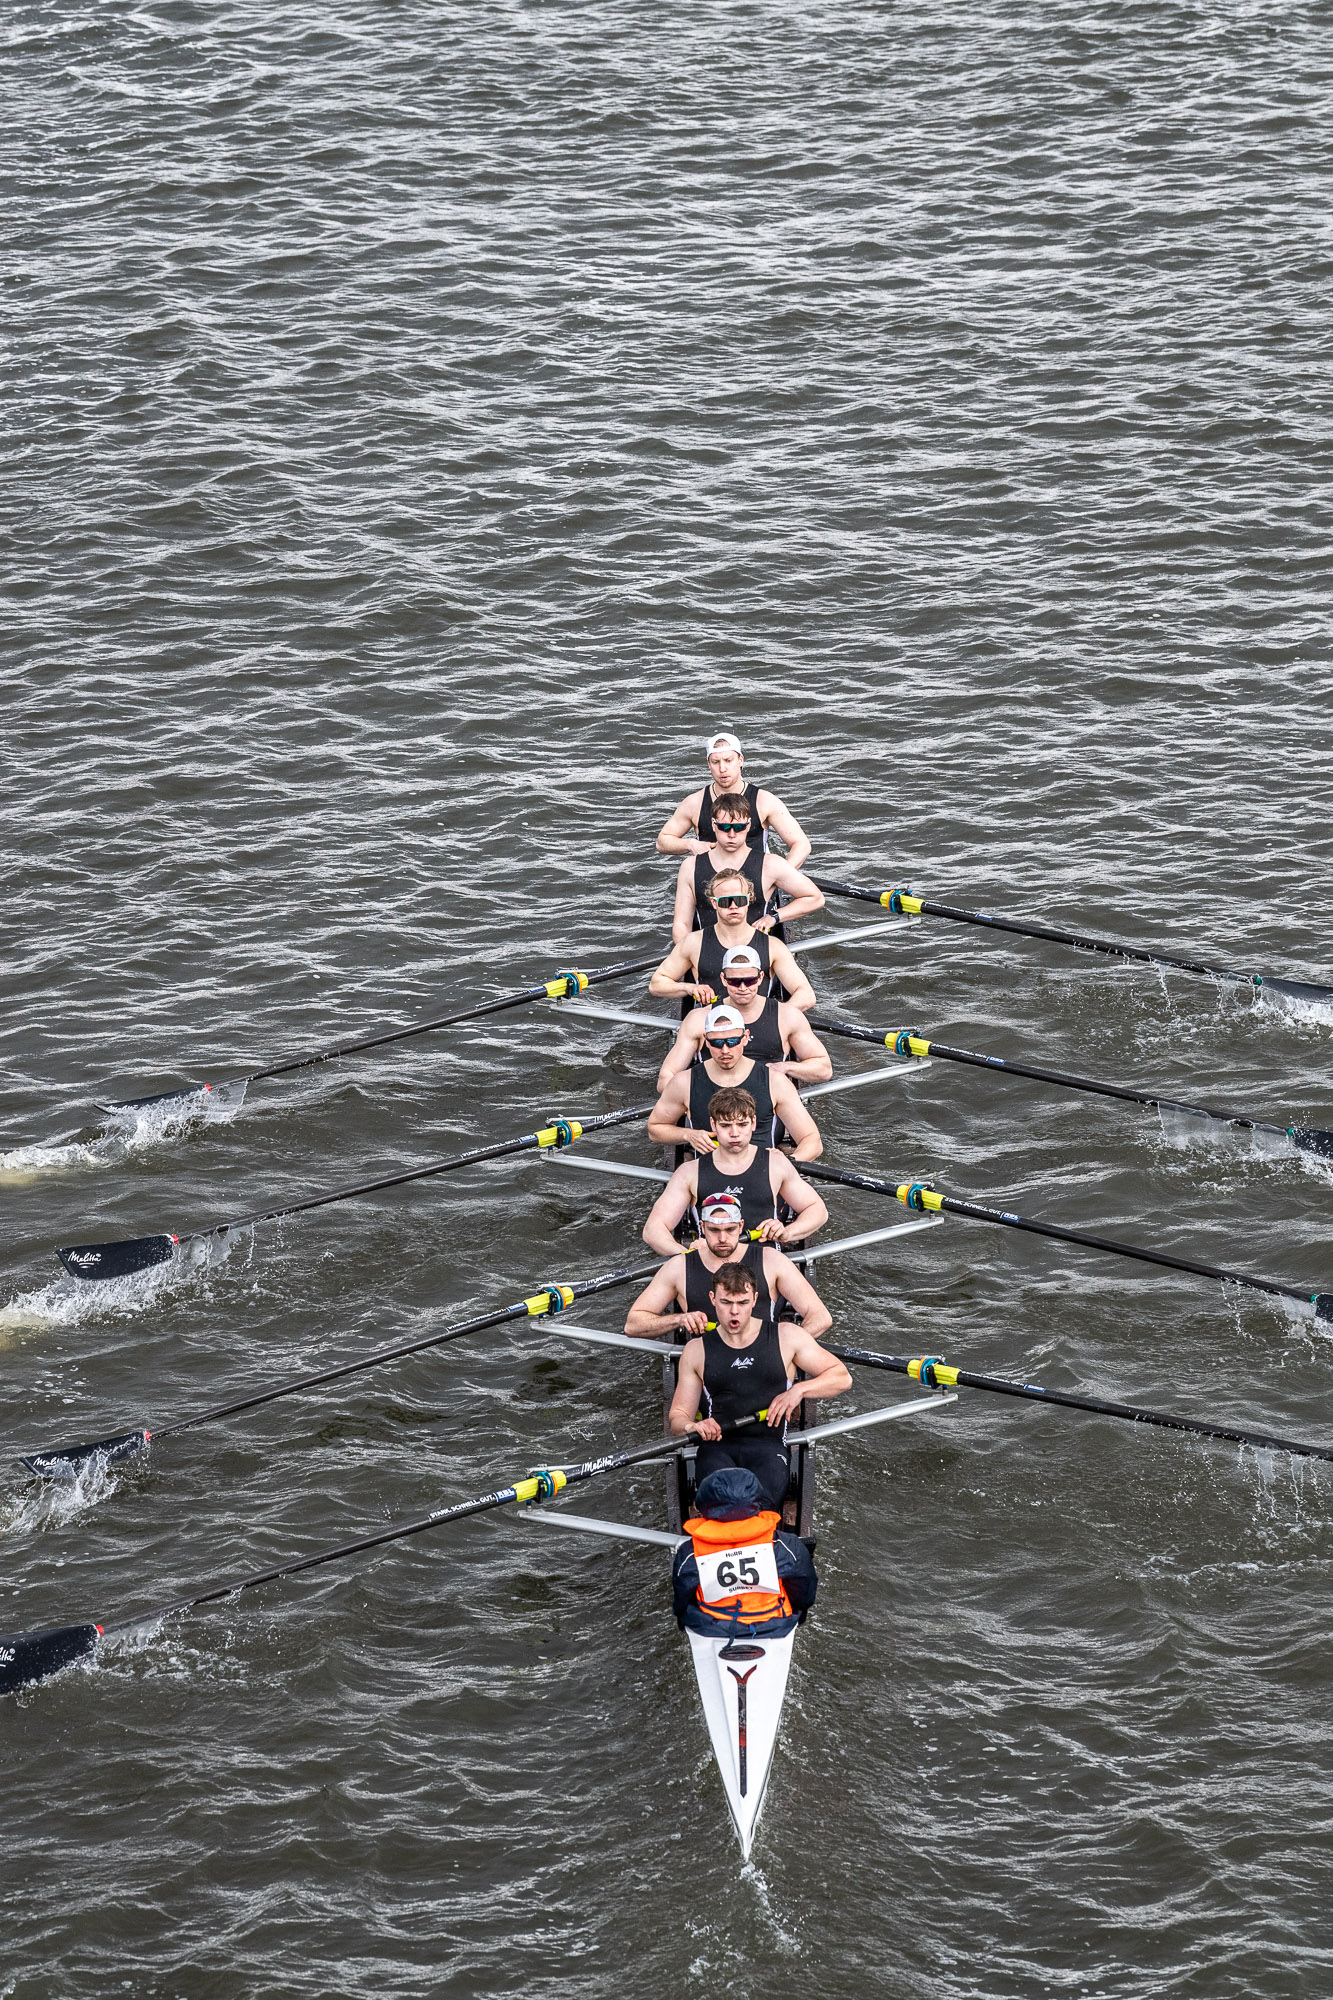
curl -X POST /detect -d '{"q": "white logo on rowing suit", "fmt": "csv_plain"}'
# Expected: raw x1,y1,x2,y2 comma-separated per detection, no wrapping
721,1185,744,1198
730,1355,754,1370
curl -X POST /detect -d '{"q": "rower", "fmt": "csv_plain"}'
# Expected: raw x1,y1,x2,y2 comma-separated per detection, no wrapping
657,948,832,1088
656,731,811,869
649,879,816,1013
624,1191,832,1342
648,1004,822,1159
671,792,823,945
671,1467,817,1639
666,1259,851,1510
642,1085,828,1255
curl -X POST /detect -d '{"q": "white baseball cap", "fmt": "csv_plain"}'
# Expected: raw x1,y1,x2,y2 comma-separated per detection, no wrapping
705,730,743,758
699,1193,745,1226
703,1004,747,1035
721,944,762,971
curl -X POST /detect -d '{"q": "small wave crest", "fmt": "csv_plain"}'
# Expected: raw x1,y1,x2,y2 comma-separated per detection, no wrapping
0,1227,255,1336
0,1080,247,1184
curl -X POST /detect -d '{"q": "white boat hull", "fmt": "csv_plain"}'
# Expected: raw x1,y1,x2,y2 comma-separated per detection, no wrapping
687,1626,796,1860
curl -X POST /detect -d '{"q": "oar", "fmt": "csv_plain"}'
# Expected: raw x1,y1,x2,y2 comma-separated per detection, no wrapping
56,1105,655,1281
0,1416,762,1700
810,1014,1333,1159
90,950,662,1120
826,1346,1333,1464
20,1259,664,1480
798,1162,1333,1321
809,878,1333,1008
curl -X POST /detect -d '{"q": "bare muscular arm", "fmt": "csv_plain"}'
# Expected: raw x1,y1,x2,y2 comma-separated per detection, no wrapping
770,1008,832,1084
657,790,713,858
755,790,811,869
649,935,715,1006
763,1247,832,1340
643,1163,700,1256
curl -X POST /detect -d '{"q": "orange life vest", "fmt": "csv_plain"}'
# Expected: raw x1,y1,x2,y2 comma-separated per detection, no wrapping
683,1509,792,1627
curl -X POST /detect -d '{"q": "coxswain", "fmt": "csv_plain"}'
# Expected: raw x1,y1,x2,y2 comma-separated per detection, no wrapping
657,948,832,1087
671,1467,817,1639
648,1004,822,1159
656,731,811,868
671,792,823,943
649,878,816,1012
624,1191,832,1342
642,1085,828,1254
666,1259,851,1510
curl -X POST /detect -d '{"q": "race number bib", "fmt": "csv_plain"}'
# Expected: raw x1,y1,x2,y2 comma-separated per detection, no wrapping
696,1541,780,1605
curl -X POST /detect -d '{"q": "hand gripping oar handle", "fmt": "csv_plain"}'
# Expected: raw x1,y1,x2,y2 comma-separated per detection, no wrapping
0,1417,762,1699
824,1345,1333,1464
21,1258,667,1478
97,948,663,1113
809,878,1333,1006
57,1103,656,1281
808,1015,1331,1154
797,1161,1333,1321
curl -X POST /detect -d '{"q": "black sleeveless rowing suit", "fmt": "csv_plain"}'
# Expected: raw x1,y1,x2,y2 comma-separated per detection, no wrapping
693,1316,792,1510
689,1058,777,1148
696,924,773,998
692,843,768,930
696,1144,778,1231
735,996,786,1065
684,1239,770,1322
696,782,764,848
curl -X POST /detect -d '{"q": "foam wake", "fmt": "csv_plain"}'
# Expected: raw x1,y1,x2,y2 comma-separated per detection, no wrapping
0,1081,247,1184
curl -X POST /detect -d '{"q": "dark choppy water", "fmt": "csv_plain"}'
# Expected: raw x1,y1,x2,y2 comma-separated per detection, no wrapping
5,2,1333,1993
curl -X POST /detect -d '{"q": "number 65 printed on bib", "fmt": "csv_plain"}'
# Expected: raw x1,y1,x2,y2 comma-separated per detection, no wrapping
696,1542,780,1604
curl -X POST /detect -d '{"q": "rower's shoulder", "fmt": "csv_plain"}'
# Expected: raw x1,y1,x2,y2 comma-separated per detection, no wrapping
677,783,708,815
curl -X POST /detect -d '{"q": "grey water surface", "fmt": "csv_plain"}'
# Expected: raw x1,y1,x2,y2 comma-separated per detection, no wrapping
5,1,1333,1995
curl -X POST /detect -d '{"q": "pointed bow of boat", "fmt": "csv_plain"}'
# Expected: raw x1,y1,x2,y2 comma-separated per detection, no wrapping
687,1626,796,1860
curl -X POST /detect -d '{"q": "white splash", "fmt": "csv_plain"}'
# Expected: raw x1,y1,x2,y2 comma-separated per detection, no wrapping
0,1445,134,1538
0,1080,247,1183
0,1226,255,1336
1153,1102,1294,1161
1254,983,1333,1032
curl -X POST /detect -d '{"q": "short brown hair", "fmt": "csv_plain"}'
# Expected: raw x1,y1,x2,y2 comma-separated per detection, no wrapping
710,1259,759,1298
707,868,753,905
711,791,753,821
708,1086,756,1127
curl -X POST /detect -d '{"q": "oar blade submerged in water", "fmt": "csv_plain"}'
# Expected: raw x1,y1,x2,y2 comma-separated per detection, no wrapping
57,1234,178,1281
20,1429,151,1480
1290,1127,1333,1160
1256,975,1333,1008
0,1623,102,1697
95,1082,216,1116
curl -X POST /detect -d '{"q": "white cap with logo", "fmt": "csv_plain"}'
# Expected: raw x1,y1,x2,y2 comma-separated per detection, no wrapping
699,1192,745,1226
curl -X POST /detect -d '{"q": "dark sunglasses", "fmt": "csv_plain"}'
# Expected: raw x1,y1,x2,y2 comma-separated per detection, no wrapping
723,973,759,988
705,1034,746,1050
712,892,752,908
714,823,750,835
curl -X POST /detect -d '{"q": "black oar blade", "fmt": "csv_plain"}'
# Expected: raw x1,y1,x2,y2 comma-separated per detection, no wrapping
1291,1127,1333,1161
1257,976,1333,1008
58,1235,178,1282
0,1623,101,1697
1315,1295,1333,1324
21,1429,150,1481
